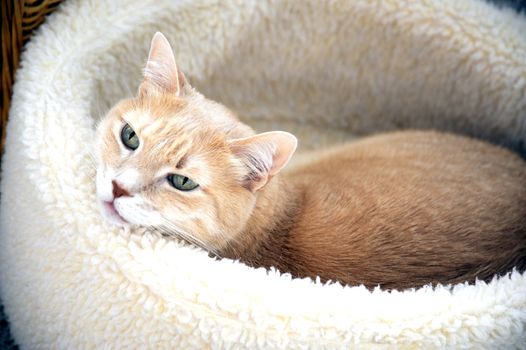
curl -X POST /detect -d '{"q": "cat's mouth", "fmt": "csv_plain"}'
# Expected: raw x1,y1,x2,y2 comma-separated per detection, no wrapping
102,200,128,225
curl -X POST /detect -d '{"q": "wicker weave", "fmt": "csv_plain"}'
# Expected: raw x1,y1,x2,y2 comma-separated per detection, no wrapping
1,0,64,157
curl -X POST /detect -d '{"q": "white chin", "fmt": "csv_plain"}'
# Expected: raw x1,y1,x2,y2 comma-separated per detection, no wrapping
99,201,130,227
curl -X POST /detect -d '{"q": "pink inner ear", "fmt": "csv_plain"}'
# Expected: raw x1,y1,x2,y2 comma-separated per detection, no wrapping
229,131,298,192
266,132,298,176
139,32,182,96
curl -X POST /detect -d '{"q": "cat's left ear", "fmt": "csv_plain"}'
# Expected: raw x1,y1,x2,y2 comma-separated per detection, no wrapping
229,131,298,192
138,32,189,97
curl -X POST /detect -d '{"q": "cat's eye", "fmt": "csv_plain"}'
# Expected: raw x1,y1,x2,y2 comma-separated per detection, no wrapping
167,174,199,191
121,123,139,150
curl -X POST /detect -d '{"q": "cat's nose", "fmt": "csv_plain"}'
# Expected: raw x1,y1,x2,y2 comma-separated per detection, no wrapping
112,180,130,198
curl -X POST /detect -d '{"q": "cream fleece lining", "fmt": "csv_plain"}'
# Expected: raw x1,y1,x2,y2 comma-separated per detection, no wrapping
1,0,525,348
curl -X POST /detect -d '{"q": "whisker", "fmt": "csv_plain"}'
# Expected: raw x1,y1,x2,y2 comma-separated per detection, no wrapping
213,226,240,258
156,216,221,258
96,175,226,260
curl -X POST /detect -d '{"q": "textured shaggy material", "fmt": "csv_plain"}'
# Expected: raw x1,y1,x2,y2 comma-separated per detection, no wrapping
1,0,526,348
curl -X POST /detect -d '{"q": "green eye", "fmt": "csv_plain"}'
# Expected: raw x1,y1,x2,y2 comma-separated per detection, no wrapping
167,174,199,191
121,123,139,150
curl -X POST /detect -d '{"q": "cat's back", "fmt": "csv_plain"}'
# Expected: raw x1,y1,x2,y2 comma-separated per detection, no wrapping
288,130,526,202
284,131,526,289
290,130,525,179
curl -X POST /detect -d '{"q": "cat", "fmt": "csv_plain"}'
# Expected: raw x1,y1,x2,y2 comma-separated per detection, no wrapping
95,32,526,290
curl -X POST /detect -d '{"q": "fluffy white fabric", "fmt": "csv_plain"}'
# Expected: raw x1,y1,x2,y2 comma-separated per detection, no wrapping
1,0,526,348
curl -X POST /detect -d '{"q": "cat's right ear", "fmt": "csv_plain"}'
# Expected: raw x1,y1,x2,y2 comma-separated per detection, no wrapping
138,32,188,98
229,131,298,192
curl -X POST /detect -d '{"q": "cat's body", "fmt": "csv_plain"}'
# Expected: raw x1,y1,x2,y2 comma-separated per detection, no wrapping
230,131,526,289
96,33,526,290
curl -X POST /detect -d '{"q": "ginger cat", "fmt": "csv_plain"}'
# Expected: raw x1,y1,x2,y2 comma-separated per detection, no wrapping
95,33,526,290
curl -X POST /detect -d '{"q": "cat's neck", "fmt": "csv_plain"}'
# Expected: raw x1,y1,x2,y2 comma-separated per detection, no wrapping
221,175,301,268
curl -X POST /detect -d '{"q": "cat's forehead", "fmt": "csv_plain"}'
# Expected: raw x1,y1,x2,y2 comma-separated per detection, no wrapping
120,96,188,130
101,95,232,176
129,108,226,154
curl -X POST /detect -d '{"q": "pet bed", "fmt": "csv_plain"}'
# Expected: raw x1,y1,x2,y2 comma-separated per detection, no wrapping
1,0,526,348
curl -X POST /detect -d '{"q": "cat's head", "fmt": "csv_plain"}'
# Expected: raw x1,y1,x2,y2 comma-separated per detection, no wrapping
95,32,297,252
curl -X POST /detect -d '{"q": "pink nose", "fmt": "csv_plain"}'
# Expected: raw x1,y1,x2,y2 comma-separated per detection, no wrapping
112,180,130,198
